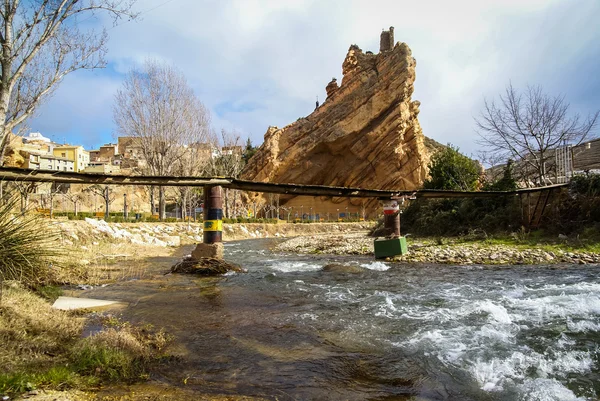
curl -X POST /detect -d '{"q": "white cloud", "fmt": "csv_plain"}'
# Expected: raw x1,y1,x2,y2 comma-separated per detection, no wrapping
28,0,600,158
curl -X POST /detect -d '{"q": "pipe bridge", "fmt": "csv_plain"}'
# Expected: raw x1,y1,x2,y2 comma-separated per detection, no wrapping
0,167,566,258
0,166,567,199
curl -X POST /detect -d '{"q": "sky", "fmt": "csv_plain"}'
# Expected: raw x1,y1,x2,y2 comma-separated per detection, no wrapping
26,0,600,158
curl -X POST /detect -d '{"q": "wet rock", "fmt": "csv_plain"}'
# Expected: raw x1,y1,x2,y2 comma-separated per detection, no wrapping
171,256,244,275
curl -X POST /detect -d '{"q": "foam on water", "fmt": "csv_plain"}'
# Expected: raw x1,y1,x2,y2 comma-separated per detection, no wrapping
385,278,600,401
270,261,322,272
517,378,586,401
476,300,513,324
360,261,391,271
567,319,600,332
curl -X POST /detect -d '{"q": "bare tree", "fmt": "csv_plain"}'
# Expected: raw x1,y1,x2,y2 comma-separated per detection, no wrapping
11,180,36,211
476,84,599,185
0,0,137,156
113,59,212,220
85,184,115,220
64,190,84,216
203,129,244,218
173,143,211,222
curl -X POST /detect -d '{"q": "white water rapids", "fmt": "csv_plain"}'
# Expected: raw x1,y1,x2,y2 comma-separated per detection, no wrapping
225,241,600,400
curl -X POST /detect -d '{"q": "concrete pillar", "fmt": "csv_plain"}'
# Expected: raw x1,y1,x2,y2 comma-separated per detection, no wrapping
192,185,224,260
123,193,128,220
203,185,223,244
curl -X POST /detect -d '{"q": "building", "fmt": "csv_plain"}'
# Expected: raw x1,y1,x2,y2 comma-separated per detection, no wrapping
99,143,118,161
118,137,146,169
118,137,143,159
89,149,100,162
83,161,121,174
221,145,244,156
22,132,52,144
90,143,118,163
52,145,89,172
22,151,75,171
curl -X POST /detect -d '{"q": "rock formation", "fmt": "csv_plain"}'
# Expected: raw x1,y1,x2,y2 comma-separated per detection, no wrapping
241,27,442,216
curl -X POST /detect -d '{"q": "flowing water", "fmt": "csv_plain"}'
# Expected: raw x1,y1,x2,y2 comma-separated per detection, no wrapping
83,239,600,400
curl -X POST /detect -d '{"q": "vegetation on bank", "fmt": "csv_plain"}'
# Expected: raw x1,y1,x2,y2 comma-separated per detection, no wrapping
403,146,600,239
0,285,171,397
0,197,57,290
0,197,172,398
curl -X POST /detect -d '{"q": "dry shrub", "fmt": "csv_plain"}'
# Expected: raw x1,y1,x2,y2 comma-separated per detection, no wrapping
70,318,171,382
0,198,58,289
0,284,83,371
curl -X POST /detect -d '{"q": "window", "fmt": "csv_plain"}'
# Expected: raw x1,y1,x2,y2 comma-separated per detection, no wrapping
61,152,66,157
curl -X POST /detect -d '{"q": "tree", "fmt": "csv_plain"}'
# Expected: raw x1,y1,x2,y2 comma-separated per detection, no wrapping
0,0,137,156
203,129,245,218
85,184,115,221
483,159,518,192
113,59,212,220
476,84,599,185
242,137,257,164
424,145,481,191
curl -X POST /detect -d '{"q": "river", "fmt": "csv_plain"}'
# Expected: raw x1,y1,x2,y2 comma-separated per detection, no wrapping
82,238,600,400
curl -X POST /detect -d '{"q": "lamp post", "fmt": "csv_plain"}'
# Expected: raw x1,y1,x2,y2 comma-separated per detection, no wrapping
345,206,348,222
337,208,340,222
301,205,304,223
310,207,313,222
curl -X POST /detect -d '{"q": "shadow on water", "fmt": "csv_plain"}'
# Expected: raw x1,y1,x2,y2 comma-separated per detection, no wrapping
79,239,600,401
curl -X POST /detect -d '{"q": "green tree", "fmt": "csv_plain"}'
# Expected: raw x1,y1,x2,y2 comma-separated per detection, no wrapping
424,145,480,191
483,159,518,191
242,137,257,164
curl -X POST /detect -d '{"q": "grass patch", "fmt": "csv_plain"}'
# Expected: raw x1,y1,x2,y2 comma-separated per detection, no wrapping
413,228,600,254
34,284,64,302
0,285,171,398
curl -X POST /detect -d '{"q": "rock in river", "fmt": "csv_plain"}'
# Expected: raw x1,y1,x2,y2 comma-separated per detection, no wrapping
171,257,244,275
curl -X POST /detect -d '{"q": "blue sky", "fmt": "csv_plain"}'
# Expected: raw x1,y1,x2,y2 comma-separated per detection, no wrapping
27,0,600,157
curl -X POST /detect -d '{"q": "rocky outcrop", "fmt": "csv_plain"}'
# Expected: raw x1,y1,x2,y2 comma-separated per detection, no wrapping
241,29,441,212
325,78,339,98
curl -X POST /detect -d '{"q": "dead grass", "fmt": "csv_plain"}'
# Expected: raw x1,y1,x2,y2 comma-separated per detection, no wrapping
53,241,174,285
0,285,171,397
0,283,83,372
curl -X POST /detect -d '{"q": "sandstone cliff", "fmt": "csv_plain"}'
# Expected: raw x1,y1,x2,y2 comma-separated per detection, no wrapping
241,28,442,217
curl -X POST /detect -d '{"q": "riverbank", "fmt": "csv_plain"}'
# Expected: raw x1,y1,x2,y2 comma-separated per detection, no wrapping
49,220,373,285
278,233,600,264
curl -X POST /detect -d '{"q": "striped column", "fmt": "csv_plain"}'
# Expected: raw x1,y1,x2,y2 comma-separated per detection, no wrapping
203,185,223,244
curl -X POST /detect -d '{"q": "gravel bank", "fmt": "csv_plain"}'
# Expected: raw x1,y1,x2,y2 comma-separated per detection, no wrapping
278,233,600,265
